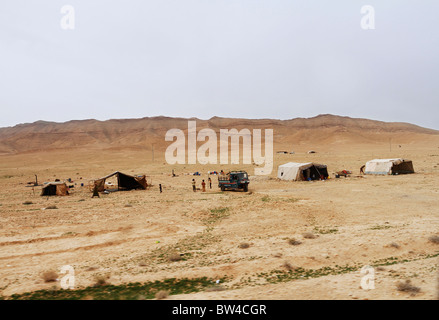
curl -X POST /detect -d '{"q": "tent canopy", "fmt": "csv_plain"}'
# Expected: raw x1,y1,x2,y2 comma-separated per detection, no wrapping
41,182,69,196
94,171,147,192
365,159,414,175
277,162,328,181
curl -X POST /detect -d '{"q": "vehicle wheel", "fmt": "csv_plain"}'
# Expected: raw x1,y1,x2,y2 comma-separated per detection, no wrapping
243,184,248,192
221,186,225,191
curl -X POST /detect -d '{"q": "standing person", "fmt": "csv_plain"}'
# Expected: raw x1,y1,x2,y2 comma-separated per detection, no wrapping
201,180,206,192
159,184,162,193
192,179,196,192
208,177,212,189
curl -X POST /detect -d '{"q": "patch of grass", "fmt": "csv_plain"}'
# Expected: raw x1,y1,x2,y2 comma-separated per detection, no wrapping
258,264,361,284
261,195,271,202
369,224,392,230
7,277,224,300
313,226,338,234
203,207,230,225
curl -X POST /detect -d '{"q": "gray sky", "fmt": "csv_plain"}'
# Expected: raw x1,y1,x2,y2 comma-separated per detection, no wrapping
1,1,439,129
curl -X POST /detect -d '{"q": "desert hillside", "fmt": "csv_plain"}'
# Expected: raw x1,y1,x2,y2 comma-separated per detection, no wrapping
0,114,438,154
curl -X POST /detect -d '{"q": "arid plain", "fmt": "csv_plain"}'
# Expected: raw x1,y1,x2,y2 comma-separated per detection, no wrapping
0,115,438,299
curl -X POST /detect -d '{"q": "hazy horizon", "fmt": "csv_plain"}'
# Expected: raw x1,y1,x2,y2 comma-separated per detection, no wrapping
1,1,439,129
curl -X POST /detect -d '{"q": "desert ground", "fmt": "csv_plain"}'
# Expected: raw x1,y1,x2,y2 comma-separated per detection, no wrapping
0,137,438,300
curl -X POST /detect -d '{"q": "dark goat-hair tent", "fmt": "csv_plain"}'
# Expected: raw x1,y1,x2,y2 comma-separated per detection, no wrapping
93,171,147,192
41,182,69,196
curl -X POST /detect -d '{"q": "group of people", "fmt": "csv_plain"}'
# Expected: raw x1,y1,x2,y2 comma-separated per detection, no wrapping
192,177,212,192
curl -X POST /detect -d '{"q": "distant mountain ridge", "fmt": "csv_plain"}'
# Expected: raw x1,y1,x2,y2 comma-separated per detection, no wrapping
0,114,438,154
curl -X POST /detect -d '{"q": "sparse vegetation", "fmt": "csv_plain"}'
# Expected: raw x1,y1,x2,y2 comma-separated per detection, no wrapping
45,205,58,210
203,207,230,225
369,224,392,230
7,277,223,300
23,201,33,205
313,226,338,234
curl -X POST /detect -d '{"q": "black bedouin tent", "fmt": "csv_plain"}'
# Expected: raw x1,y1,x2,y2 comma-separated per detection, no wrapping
93,172,147,192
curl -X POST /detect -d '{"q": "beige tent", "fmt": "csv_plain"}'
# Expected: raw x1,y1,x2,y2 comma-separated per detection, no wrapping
277,162,328,181
93,171,147,192
364,159,414,175
41,182,69,196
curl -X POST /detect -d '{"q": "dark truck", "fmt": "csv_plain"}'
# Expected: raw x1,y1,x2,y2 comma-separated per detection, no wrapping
218,171,250,192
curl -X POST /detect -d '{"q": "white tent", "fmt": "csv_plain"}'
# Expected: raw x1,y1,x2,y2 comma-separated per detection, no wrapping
364,159,414,175
277,162,328,181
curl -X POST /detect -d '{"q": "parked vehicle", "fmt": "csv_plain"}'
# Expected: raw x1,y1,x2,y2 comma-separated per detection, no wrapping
218,171,250,192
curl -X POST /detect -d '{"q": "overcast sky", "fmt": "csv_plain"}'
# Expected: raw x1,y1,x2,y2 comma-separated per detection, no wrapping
1,1,438,129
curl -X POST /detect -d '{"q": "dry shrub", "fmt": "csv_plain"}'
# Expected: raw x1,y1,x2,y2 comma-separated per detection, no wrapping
302,232,317,239
86,266,98,272
282,261,296,272
45,205,57,210
23,201,33,205
168,253,182,262
396,280,420,294
42,271,58,283
155,290,169,300
238,243,250,249
428,235,439,244
288,238,302,246
389,242,400,249
93,275,110,287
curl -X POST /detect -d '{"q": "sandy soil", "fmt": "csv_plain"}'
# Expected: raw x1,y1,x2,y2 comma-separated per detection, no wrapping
0,143,438,300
